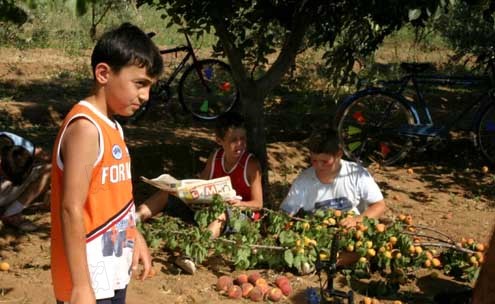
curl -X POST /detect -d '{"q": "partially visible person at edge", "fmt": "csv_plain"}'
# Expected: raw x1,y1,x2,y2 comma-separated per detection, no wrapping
0,131,51,232
136,112,263,273
50,22,163,304
472,225,495,304
280,129,386,272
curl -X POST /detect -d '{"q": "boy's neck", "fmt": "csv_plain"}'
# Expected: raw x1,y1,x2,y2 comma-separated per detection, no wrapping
315,162,341,184
85,93,110,118
223,152,241,170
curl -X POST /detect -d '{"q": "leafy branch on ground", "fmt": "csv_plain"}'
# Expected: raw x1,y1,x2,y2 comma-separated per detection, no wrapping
139,195,485,294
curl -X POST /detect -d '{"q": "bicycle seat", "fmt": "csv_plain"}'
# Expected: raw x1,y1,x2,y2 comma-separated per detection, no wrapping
400,62,433,74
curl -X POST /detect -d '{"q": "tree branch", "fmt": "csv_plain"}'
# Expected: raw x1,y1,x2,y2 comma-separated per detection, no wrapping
416,241,476,255
257,12,309,93
212,19,251,88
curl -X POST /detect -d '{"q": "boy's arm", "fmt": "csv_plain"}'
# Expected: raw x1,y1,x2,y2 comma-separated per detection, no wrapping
340,199,386,228
60,119,99,302
242,157,263,209
131,230,152,280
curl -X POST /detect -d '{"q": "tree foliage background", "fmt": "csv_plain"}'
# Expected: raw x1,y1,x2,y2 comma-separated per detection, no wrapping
1,0,495,205
143,0,493,203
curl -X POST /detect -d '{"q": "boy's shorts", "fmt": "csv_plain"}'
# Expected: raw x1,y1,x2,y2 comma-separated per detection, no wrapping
56,287,127,304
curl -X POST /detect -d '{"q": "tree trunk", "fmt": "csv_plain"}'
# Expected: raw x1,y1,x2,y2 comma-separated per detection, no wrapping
239,86,271,208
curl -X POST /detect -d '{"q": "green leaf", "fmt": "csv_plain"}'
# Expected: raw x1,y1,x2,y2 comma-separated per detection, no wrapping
284,249,294,267
408,8,422,21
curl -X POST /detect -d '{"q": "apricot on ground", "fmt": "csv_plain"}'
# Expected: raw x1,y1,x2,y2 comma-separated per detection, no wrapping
241,283,254,298
255,277,268,287
0,262,9,271
278,280,293,296
227,285,242,299
249,286,264,302
267,287,283,302
216,275,233,292
275,275,289,287
248,272,261,285
235,273,248,285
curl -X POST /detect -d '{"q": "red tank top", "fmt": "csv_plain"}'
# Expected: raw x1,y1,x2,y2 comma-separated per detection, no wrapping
209,148,252,201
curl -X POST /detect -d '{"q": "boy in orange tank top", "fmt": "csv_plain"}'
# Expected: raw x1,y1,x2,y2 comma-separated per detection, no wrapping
50,23,163,304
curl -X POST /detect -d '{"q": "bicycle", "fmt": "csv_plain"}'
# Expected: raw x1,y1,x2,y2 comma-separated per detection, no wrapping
124,32,239,122
334,60,495,166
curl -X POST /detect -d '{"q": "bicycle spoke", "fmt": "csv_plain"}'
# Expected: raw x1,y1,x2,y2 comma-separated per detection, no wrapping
179,59,238,120
337,92,415,166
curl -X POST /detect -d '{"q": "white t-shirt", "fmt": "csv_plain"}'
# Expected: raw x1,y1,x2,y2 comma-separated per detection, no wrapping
280,159,383,215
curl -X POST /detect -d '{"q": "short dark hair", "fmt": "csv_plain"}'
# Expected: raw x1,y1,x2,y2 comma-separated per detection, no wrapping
91,22,163,79
308,129,342,155
215,112,246,139
1,145,34,185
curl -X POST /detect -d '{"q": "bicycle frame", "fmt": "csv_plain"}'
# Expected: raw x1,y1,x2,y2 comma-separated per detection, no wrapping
386,73,493,136
158,35,196,88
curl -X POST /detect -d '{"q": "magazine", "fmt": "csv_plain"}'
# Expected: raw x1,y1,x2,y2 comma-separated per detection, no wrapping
140,174,240,204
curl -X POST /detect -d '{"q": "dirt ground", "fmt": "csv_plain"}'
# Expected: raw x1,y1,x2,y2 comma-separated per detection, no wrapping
0,48,494,304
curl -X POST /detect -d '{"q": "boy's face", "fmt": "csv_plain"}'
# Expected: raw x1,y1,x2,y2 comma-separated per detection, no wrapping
310,151,342,179
217,127,247,160
102,64,155,117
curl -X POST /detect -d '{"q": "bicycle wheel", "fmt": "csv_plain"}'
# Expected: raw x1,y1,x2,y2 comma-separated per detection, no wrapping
476,102,495,164
178,59,239,120
336,90,417,166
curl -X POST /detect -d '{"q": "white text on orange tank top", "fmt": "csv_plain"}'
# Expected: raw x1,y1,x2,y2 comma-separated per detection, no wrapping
101,162,132,184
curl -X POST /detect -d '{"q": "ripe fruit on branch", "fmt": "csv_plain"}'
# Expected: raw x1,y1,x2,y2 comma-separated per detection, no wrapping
376,223,386,233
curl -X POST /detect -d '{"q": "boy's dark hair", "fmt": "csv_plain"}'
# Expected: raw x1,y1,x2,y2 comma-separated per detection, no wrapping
1,145,34,185
215,112,246,139
91,22,163,78
308,129,342,155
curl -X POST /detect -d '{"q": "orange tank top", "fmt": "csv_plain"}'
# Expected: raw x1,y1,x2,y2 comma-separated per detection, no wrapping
50,101,137,301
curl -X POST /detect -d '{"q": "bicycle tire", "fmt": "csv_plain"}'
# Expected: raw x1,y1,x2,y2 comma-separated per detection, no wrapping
475,102,495,165
335,90,417,166
178,59,239,120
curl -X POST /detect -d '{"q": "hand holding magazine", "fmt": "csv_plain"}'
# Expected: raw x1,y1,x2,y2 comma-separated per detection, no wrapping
140,174,241,204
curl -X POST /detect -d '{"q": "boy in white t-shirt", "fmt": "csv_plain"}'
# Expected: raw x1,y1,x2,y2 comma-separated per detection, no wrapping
280,129,386,228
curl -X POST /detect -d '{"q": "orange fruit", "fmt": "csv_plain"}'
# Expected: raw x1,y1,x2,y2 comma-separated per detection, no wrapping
389,236,398,245
0,262,10,271
432,258,441,268
424,259,432,267
376,223,386,233
476,243,485,252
